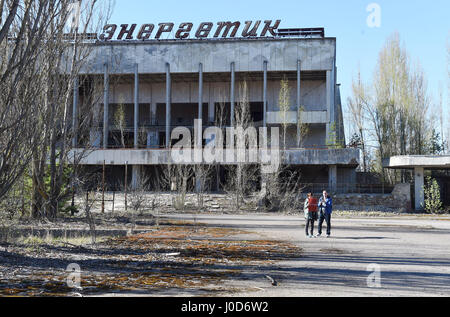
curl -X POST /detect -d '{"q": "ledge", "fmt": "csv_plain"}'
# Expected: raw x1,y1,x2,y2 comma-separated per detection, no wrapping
69,148,360,167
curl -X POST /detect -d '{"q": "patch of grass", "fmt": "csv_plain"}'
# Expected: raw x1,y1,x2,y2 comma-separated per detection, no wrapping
19,235,103,247
320,248,346,254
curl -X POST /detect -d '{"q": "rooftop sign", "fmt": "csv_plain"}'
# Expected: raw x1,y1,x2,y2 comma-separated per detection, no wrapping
98,20,282,41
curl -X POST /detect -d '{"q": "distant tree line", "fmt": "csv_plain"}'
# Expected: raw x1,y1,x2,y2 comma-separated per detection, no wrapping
347,32,449,184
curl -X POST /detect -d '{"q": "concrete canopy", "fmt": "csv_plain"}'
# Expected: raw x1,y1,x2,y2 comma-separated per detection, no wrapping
383,155,450,211
384,155,450,170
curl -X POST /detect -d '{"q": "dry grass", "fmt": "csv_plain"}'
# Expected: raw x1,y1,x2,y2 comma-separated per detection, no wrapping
0,222,302,297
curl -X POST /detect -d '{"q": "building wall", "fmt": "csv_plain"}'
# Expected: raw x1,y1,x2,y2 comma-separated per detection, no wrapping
79,38,336,74
71,37,361,189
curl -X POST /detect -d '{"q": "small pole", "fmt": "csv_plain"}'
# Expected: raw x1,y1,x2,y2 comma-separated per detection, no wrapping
112,191,115,213
102,160,105,213
125,161,128,211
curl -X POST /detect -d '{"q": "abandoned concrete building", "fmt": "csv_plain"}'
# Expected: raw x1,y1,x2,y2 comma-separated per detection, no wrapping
70,26,360,193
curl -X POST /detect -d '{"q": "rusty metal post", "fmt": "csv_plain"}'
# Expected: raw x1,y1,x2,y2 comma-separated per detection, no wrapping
101,160,105,213
125,161,128,211
112,191,115,213
72,76,79,148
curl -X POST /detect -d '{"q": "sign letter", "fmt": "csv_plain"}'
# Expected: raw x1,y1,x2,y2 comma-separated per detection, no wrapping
242,21,261,37
261,20,281,36
117,24,137,40
214,22,241,38
99,24,117,41
195,22,213,38
137,24,154,40
155,23,174,39
176,23,193,39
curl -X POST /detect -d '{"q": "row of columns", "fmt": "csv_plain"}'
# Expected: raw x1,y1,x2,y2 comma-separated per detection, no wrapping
72,60,337,190
73,60,309,149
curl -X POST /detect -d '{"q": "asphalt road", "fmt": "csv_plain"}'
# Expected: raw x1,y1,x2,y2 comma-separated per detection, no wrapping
163,213,450,297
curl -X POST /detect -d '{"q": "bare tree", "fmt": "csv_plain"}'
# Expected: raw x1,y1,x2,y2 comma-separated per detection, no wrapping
0,0,57,202
447,36,450,154
113,95,127,148
278,76,291,150
27,0,114,219
261,79,306,212
349,33,436,183
223,81,259,210
347,69,370,172
128,174,151,215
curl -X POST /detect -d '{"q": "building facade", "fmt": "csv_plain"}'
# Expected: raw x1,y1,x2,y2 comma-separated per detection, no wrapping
70,26,360,192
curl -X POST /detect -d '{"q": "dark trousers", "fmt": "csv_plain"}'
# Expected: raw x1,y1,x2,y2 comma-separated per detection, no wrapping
318,213,331,235
305,218,315,236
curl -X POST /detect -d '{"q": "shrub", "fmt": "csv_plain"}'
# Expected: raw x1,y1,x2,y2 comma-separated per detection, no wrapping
423,177,443,214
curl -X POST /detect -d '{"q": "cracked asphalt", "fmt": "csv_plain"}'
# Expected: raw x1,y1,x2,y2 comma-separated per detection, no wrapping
163,213,450,297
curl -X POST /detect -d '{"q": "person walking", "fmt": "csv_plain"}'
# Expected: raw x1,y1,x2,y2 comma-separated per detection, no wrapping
304,193,318,238
317,190,333,237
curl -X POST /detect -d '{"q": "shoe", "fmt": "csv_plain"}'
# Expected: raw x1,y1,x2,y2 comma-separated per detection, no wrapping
326,234,331,238
316,234,321,237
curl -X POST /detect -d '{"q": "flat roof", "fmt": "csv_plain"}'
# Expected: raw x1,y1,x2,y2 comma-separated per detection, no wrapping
383,155,450,169
90,36,337,47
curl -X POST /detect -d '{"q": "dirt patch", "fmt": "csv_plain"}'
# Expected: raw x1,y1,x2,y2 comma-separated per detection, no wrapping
319,248,346,254
0,222,302,297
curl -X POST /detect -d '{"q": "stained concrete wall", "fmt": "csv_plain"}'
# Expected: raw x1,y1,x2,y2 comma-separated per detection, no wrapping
70,148,360,166
79,38,336,74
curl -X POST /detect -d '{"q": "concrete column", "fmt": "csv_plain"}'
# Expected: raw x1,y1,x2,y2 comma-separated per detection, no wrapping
134,63,139,149
326,62,336,146
328,165,337,193
208,101,215,125
296,59,301,148
198,63,203,120
198,63,204,152
330,63,336,126
230,62,235,127
72,76,79,148
103,63,109,149
150,102,157,125
263,60,268,128
148,102,157,148
131,165,142,190
90,129,101,148
414,167,425,210
195,177,202,194
165,63,171,148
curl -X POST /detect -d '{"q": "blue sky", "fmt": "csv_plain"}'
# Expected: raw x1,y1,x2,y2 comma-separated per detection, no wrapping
109,0,449,140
